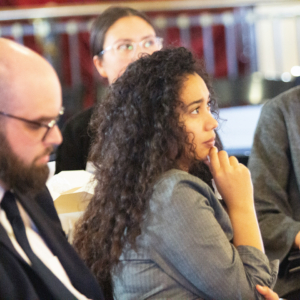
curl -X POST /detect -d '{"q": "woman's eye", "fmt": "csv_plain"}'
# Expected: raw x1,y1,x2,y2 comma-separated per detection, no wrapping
144,39,155,48
191,107,199,114
117,43,133,52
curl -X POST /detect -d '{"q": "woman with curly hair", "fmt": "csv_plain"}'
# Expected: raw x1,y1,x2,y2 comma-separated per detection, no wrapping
73,47,278,299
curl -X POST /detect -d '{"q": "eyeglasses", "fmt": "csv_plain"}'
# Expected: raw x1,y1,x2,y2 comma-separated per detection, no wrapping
99,36,163,57
0,107,64,141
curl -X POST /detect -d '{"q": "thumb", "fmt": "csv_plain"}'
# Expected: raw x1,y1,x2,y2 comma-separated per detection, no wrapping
256,285,279,300
256,285,267,294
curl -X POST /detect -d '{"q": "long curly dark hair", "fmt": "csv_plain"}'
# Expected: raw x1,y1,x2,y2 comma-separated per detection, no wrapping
73,47,219,297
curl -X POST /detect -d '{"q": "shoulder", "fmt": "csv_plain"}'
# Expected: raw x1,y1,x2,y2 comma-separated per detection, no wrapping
144,170,232,251
33,187,62,227
152,169,217,208
155,169,212,191
262,86,300,116
255,86,300,139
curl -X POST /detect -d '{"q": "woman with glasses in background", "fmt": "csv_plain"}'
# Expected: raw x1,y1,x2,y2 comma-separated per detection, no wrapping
55,6,163,173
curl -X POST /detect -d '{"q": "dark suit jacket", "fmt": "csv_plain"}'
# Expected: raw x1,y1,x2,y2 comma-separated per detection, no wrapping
0,187,104,300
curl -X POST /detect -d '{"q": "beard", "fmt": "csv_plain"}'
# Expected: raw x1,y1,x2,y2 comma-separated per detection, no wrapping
0,130,52,195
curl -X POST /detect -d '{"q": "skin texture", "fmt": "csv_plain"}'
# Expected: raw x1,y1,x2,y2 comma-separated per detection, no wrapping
178,73,218,166
0,38,62,189
208,146,264,251
93,15,157,84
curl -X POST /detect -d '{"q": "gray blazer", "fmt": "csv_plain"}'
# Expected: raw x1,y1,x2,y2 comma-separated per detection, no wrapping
248,86,300,296
113,169,278,300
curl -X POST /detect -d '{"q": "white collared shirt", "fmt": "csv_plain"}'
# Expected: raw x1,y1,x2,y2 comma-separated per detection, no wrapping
0,185,90,300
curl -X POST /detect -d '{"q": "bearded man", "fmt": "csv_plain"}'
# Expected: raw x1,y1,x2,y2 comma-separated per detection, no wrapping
0,38,104,300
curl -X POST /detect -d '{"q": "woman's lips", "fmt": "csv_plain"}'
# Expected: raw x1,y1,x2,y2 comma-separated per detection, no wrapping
203,137,215,148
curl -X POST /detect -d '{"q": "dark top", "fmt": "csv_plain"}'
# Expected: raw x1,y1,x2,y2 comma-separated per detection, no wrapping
55,107,94,174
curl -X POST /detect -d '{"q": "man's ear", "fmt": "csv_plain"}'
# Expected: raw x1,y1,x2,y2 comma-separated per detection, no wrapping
93,55,108,78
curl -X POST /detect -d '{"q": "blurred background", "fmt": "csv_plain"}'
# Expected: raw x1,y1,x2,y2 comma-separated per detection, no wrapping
1,0,300,162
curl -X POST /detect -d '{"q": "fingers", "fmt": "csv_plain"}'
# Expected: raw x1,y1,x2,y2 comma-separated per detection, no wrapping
209,147,239,174
208,147,220,173
256,285,279,300
256,285,267,295
218,150,230,170
229,155,239,167
208,148,254,212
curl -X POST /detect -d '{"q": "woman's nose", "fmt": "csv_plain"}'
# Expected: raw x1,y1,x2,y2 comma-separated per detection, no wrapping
205,112,218,131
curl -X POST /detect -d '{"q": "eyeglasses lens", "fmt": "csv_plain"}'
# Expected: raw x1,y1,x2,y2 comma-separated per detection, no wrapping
115,37,163,57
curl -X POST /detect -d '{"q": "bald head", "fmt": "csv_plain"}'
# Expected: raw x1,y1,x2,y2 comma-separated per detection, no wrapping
0,38,63,191
0,38,60,111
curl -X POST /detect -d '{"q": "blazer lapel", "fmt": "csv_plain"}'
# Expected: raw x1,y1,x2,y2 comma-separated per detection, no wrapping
14,190,82,278
14,190,65,253
0,222,28,263
12,189,104,300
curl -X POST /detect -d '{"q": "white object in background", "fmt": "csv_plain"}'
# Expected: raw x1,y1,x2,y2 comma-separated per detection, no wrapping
47,161,56,181
85,161,96,174
218,104,263,156
46,170,96,241
255,3,300,78
46,170,95,201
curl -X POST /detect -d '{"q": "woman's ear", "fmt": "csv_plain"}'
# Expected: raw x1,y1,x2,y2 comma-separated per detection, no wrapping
93,55,108,78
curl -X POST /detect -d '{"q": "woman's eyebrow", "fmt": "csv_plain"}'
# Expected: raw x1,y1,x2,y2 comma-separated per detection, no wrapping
114,35,155,43
186,99,203,107
113,38,132,43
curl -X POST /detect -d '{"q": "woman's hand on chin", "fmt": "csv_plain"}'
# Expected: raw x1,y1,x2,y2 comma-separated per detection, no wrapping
208,146,254,213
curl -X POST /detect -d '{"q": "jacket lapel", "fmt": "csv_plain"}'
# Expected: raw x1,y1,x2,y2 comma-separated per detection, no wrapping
0,222,28,263
14,190,66,255
6,189,103,299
